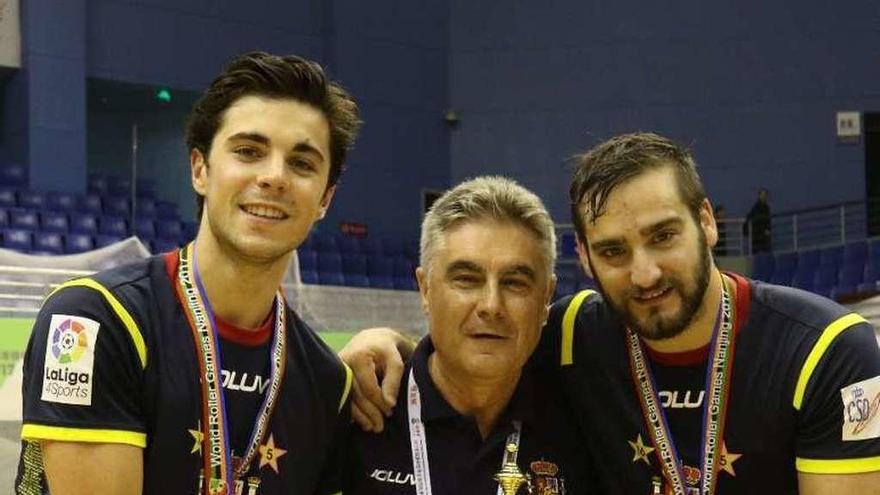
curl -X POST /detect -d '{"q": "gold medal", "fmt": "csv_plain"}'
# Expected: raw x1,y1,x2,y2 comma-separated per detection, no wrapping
494,443,529,495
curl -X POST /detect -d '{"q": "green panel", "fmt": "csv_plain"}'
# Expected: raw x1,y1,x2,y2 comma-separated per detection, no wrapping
0,319,34,387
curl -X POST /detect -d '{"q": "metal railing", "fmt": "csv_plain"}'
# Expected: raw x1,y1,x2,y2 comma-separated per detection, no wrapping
558,197,880,258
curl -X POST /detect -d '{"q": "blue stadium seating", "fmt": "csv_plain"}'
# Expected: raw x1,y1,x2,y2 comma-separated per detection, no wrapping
10,209,39,230
300,269,319,284
559,231,577,257
156,219,182,241
318,271,345,286
342,254,370,287
95,234,124,248
813,265,838,294
751,252,774,281
336,235,361,254
797,250,821,272
34,232,64,254
98,216,128,236
87,174,108,195
315,233,338,253
65,233,94,253
843,241,868,265
360,237,383,256
108,177,131,197
70,214,98,234
837,264,865,296
792,267,817,291
0,163,27,187
46,192,77,211
298,250,317,272
78,194,103,214
318,252,343,274
819,246,843,267
0,188,17,208
0,209,9,228
18,191,44,210
41,211,69,233
152,239,179,253
366,255,394,289
2,229,32,251
182,221,199,241
104,195,130,217
156,201,179,220
135,198,157,218
134,218,155,240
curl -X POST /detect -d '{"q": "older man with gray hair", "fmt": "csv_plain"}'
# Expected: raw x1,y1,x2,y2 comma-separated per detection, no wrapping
343,176,590,495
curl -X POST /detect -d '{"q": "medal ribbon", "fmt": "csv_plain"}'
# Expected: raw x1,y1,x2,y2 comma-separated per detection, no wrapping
406,369,523,495
626,278,735,495
176,243,287,494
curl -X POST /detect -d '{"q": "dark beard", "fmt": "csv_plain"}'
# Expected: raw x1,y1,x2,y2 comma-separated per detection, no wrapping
593,234,712,341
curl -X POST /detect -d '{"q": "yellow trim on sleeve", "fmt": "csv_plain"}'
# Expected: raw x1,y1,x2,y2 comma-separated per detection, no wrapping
21,424,147,448
796,455,880,474
792,313,868,410
561,290,596,366
49,278,148,369
338,362,353,413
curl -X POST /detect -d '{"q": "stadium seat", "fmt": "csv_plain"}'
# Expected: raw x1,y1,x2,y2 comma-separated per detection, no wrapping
152,239,179,253
298,250,317,272
78,194,103,214
17,191,44,210
98,215,128,236
318,271,345,286
344,272,371,287
366,255,394,289
314,233,338,253
108,177,131,197
842,241,868,265
46,192,77,211
40,211,69,233
392,256,415,280
751,252,774,281
136,179,156,198
70,214,98,234
342,254,370,287
135,198,157,218
383,238,406,257
402,240,419,259
775,252,797,274
10,209,39,230
134,218,155,240
797,250,821,272
104,195,130,217
813,265,838,294
34,232,64,254
300,269,319,284
393,275,418,291
318,252,343,274
95,234,124,248
360,237,383,255
2,229,32,251
64,233,94,253
182,221,199,241
0,163,27,187
155,219,182,241
837,264,865,296
0,188,18,208
336,235,361,255
819,246,843,267
156,200,179,220
87,174,108,195
792,267,817,291
770,266,795,287
0,209,9,228
555,279,577,299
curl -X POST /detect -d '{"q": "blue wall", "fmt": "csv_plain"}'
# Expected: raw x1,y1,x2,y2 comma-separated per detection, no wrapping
448,1,880,224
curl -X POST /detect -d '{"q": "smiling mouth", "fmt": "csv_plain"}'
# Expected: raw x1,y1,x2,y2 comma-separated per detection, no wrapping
241,205,289,220
469,333,506,340
632,287,672,303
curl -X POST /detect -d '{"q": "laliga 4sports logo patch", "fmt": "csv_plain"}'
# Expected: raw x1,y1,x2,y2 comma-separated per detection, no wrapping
840,375,880,441
41,315,101,406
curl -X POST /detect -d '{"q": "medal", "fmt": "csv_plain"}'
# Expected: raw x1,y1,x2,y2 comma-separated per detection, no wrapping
176,243,287,494
627,277,736,495
407,369,525,495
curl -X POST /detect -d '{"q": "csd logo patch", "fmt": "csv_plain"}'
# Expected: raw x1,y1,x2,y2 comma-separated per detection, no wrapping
41,315,101,406
840,375,880,441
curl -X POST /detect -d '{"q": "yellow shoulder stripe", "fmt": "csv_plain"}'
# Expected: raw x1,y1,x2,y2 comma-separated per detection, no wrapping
792,313,868,410
796,455,880,474
49,278,148,370
561,290,596,366
21,424,147,448
338,362,353,413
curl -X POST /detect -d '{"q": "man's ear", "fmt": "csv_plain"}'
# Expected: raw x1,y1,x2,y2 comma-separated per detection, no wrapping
191,148,208,196
415,266,430,315
318,185,337,220
698,198,718,248
575,237,594,279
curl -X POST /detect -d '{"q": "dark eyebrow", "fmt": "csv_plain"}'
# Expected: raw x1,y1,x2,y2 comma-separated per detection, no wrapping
227,133,326,162
639,217,683,236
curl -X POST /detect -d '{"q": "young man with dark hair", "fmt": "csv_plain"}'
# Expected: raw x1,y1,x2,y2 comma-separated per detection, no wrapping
16,51,361,495
344,133,880,494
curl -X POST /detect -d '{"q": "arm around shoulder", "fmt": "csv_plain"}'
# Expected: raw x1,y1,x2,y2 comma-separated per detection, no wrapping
798,471,880,495
41,441,143,495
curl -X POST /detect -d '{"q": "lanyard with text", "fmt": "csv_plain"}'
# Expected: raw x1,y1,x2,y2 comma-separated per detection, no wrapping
406,369,523,495
176,243,287,495
626,279,735,495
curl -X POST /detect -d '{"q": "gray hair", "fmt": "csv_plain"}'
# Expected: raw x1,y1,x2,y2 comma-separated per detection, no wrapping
420,176,557,275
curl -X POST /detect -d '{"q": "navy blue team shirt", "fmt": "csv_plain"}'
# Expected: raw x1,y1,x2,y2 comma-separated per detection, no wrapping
17,252,352,495
541,273,880,494
344,337,593,495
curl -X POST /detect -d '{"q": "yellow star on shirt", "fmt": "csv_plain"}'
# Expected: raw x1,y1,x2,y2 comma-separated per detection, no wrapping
628,433,655,466
719,441,742,476
188,426,204,455
259,434,287,474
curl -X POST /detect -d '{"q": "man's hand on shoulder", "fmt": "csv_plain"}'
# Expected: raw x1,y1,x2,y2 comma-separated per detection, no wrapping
338,327,417,433
42,441,143,495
